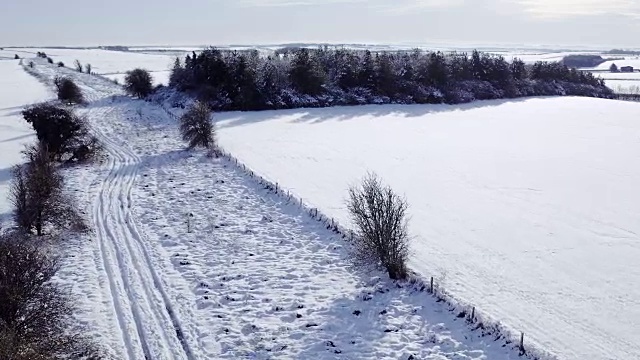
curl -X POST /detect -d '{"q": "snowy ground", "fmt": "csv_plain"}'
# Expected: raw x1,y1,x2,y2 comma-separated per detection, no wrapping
0,58,50,220
11,48,182,86
594,56,640,70
22,58,537,359
217,97,640,360
603,79,640,94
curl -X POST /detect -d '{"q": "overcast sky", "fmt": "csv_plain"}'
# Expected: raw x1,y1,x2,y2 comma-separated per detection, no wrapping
1,0,639,48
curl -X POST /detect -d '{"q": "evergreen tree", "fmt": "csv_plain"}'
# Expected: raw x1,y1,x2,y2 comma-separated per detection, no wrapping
375,52,397,97
289,48,324,95
427,52,448,88
358,50,376,90
510,58,527,80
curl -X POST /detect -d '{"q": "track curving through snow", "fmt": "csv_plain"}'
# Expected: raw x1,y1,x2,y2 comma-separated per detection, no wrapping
91,110,195,360
27,60,198,360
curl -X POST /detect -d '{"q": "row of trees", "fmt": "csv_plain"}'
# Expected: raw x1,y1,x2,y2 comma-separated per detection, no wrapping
1,76,103,358
168,47,613,111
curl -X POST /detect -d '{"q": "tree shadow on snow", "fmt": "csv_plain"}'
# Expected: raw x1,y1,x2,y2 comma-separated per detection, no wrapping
217,96,555,129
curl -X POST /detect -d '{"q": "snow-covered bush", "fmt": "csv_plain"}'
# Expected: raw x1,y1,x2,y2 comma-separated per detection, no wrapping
179,101,216,149
22,103,100,163
348,172,409,280
54,76,85,105
124,68,154,98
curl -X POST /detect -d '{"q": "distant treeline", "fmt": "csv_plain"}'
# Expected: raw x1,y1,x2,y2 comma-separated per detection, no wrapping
168,47,613,111
605,49,640,55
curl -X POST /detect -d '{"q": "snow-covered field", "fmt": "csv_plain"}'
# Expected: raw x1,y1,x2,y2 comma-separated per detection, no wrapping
217,97,640,360
594,57,640,71
0,59,49,219
603,79,640,94
8,45,640,359
11,48,182,86
17,58,540,359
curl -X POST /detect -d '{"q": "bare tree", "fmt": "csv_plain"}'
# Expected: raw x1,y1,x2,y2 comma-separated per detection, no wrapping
10,144,83,236
0,235,103,359
347,172,410,280
74,59,83,72
84,63,92,74
179,101,216,149
9,166,31,232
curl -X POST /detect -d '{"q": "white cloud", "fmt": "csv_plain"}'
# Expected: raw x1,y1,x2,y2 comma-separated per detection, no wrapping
513,0,640,18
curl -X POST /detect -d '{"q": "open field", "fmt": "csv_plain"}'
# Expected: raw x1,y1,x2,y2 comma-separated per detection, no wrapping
7,56,544,360
0,59,49,218
217,97,640,360
10,48,185,85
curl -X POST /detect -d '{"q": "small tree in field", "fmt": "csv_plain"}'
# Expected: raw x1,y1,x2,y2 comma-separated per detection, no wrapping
610,63,619,73
124,68,153,98
14,54,20,60
54,77,84,105
348,172,410,280
84,63,92,74
179,101,216,149
74,59,83,72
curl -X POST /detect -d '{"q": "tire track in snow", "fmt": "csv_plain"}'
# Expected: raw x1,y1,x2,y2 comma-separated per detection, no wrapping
26,60,198,359
95,125,195,360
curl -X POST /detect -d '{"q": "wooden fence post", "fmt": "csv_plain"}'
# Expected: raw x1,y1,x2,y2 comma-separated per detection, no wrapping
519,332,525,353
430,277,434,293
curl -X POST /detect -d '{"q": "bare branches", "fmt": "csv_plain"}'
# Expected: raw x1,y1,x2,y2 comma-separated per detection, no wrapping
10,144,84,236
0,236,103,359
348,172,409,280
179,101,216,149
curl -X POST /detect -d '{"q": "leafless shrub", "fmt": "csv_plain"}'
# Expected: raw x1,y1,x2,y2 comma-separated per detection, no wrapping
347,172,409,280
179,101,216,149
0,235,104,359
9,166,31,232
74,59,83,72
10,144,85,236
85,63,92,74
